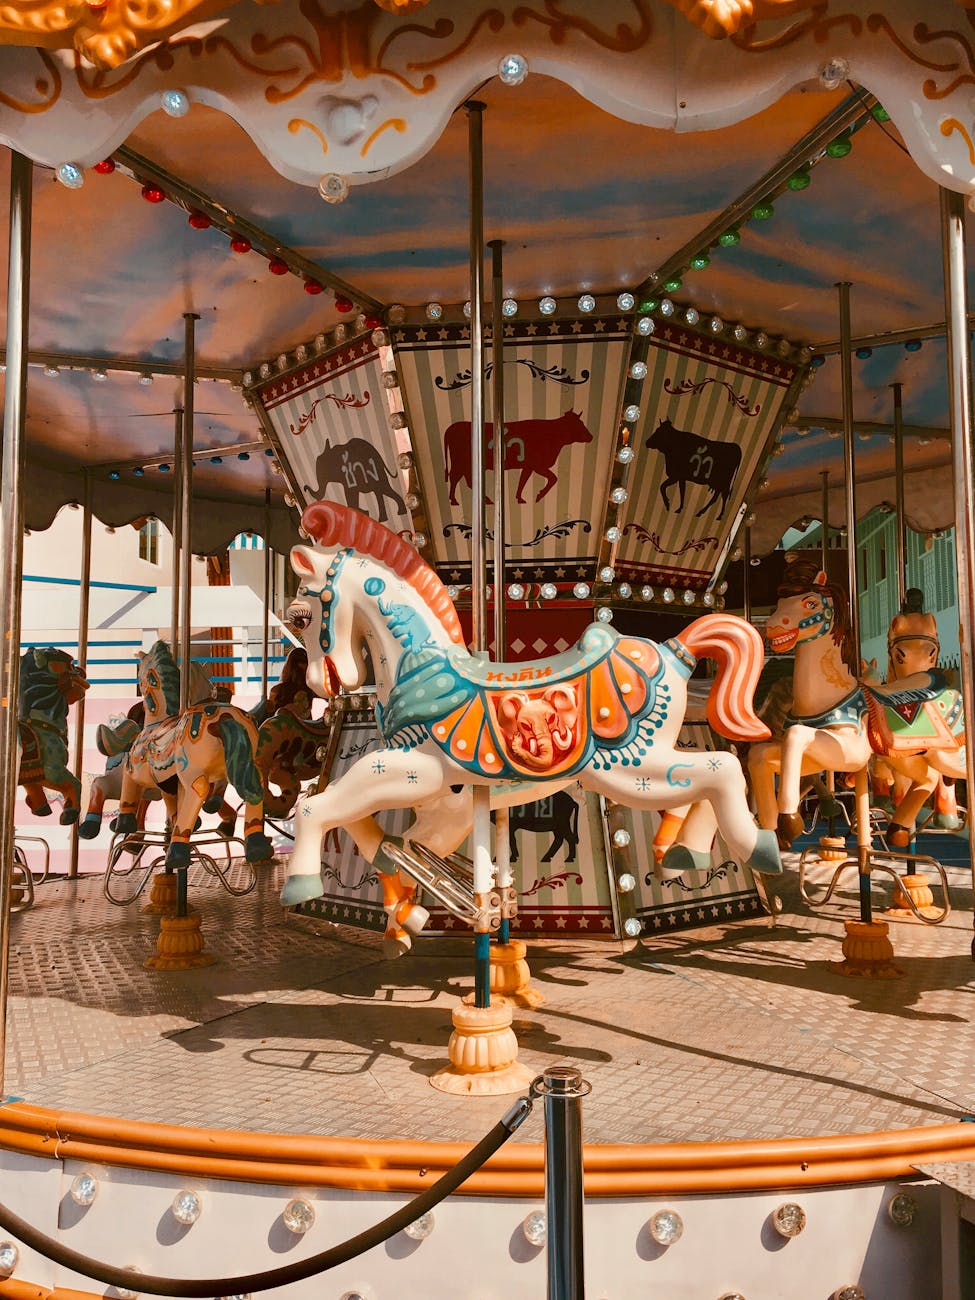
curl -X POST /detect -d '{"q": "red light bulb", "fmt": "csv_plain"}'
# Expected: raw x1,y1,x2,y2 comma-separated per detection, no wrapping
304,279,324,296
268,258,288,275
93,159,115,175
230,236,252,254
334,295,354,313
188,211,211,230
141,184,166,204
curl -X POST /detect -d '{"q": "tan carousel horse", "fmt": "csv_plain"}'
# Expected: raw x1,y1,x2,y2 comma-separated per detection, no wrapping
749,560,966,853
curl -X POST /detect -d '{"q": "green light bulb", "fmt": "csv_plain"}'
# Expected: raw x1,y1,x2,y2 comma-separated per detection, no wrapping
826,132,853,158
871,104,891,124
638,298,659,314
690,252,710,270
751,202,774,221
786,168,811,191
663,276,682,292
717,228,740,247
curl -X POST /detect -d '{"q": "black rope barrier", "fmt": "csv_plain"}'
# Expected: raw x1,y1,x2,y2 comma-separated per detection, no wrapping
0,1095,534,1297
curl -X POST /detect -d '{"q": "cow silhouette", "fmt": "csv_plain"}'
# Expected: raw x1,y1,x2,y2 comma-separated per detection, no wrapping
443,410,593,505
492,789,580,863
645,418,742,520
304,438,405,522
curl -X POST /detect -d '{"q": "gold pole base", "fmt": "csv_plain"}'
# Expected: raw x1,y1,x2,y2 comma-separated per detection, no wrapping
141,871,178,915
818,835,848,863
144,912,217,971
833,919,903,978
489,940,545,1009
430,1000,534,1096
886,872,940,919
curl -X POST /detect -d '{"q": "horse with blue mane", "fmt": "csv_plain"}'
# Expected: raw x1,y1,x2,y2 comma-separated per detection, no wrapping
115,641,273,868
280,501,782,929
17,646,89,822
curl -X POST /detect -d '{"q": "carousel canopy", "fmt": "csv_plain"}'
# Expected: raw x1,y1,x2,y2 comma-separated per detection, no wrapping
0,0,971,577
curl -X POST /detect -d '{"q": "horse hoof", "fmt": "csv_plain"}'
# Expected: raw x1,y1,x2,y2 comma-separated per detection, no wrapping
776,811,804,849
383,931,412,960
114,813,138,835
217,820,236,839
32,804,52,818
202,794,224,814
934,813,962,831
817,796,844,820
660,844,710,874
887,822,912,850
399,904,430,937
746,829,784,875
166,842,192,869
60,807,80,826
78,816,101,839
245,833,274,864
280,873,324,905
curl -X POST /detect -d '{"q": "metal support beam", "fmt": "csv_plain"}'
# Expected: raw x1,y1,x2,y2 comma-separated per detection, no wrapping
939,187,975,963
837,283,861,661
467,102,487,655
179,316,199,713
820,470,830,572
0,347,239,384
489,239,506,662
170,406,183,648
68,470,92,880
0,150,32,1095
892,383,907,607
262,487,272,699
116,146,383,315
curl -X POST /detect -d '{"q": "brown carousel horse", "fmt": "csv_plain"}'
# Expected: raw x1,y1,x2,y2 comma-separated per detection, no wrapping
255,646,333,818
17,647,90,822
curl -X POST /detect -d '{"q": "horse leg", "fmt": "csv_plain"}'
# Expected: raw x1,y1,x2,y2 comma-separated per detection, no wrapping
115,764,144,836
166,783,207,869
217,799,238,839
886,758,937,849
281,750,456,905
79,775,109,839
23,780,52,817
49,773,83,824
652,805,690,863
933,775,962,830
746,740,780,831
776,725,817,846
241,800,273,862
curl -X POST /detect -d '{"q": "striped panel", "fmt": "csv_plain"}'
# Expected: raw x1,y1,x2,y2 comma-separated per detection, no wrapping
393,318,628,569
257,342,411,531
618,326,800,588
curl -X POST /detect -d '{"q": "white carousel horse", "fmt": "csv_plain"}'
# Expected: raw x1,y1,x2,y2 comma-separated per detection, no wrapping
280,502,782,930
748,561,966,849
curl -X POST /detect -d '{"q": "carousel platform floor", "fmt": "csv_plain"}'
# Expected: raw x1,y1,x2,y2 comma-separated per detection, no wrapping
6,841,975,1146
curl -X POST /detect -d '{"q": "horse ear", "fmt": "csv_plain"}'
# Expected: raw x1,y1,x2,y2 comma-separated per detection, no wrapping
291,545,317,577
32,648,44,668
814,570,828,587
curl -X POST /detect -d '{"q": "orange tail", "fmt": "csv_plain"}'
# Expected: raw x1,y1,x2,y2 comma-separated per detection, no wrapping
676,614,770,742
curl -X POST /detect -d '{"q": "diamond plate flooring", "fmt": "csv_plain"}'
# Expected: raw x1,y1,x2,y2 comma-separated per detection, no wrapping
6,847,975,1145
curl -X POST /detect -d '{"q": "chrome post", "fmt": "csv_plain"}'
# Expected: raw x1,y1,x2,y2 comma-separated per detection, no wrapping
68,469,93,879
179,315,199,713
262,487,272,699
939,187,975,961
892,383,907,606
535,1065,590,1300
170,406,183,647
489,238,506,660
742,525,752,623
820,469,830,572
0,151,32,1094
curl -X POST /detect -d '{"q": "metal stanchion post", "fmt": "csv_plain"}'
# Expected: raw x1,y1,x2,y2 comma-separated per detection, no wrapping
534,1065,590,1300
68,469,92,879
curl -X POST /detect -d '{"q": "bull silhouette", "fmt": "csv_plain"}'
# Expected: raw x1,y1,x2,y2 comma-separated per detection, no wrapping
492,789,580,863
645,418,742,520
304,438,406,522
443,409,593,505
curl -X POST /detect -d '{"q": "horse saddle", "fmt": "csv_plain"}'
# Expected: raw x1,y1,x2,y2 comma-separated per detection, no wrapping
97,715,142,758
17,721,43,783
862,669,964,755
381,623,664,781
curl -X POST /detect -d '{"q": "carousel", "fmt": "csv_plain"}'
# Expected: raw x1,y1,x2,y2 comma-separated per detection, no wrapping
1,1,975,1297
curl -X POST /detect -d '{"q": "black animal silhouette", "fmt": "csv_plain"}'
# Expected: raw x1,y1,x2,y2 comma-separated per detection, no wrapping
494,789,580,863
304,438,406,522
645,418,742,520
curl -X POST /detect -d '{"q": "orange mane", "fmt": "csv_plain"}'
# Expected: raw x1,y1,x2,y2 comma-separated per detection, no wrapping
300,501,464,646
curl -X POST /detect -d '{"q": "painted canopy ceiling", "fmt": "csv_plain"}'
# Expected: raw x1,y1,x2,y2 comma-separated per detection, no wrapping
0,0,971,569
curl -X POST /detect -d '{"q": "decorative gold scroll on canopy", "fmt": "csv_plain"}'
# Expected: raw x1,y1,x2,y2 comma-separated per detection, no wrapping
6,0,973,71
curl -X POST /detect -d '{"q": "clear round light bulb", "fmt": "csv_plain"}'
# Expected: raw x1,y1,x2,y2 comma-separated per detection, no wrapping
624,404,641,422
709,316,724,334
659,299,675,317
172,1190,202,1225
463,300,472,318
612,829,631,848
522,1210,547,1245
630,361,648,380
685,307,700,326
819,56,850,89
772,1202,806,1237
682,589,695,605
617,446,635,464
636,316,655,335
404,1211,435,1240
283,1198,316,1234
498,53,528,85
578,294,596,313
501,298,518,318
732,324,748,343
398,452,413,470
412,532,427,548
539,296,557,316
832,1288,864,1300
387,303,406,325
382,369,400,389
0,1243,18,1277
617,872,636,892
617,583,632,598
161,88,190,117
597,607,614,623
573,582,590,599
610,487,628,504
662,587,675,603
425,302,443,321
507,583,525,600
540,582,557,600
318,173,349,204
754,331,769,350
115,1269,141,1299
640,586,654,601
405,493,419,509
599,566,615,583
446,585,460,600
605,526,621,543
56,162,84,189
623,916,642,937
649,1209,684,1245
70,1172,98,1206
888,1193,917,1227
703,592,716,607
617,291,635,311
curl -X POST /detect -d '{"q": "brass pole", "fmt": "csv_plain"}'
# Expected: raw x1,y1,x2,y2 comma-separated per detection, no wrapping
68,470,92,879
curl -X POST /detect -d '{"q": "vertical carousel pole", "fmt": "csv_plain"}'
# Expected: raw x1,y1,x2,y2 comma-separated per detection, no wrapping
939,188,975,962
68,470,93,879
742,525,752,623
837,281,869,922
892,383,907,608
262,488,272,699
170,407,184,647
488,238,511,946
820,470,830,573
0,152,32,1094
538,1066,589,1300
466,101,492,1009
176,314,199,920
